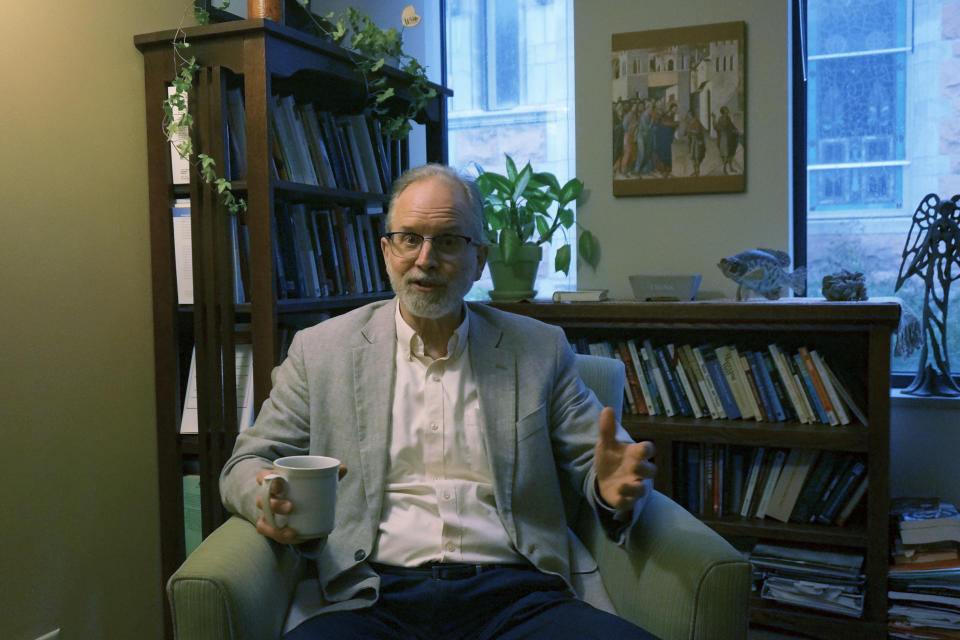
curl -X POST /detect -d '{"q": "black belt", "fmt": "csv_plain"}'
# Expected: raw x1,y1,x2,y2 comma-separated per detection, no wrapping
370,562,532,580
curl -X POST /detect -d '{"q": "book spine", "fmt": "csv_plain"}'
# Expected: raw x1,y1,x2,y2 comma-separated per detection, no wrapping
643,339,675,416
701,442,714,516
790,451,841,523
752,350,787,421
812,350,850,425
816,459,867,524
671,344,704,418
702,348,740,419
822,358,869,425
656,345,692,416
725,446,746,516
617,342,647,414
754,448,787,519
835,476,869,526
741,353,770,422
717,346,753,419
686,443,701,515
611,350,638,415
768,344,809,423
799,346,839,425
692,345,726,418
740,447,766,517
626,339,657,415
761,352,793,421
793,353,829,423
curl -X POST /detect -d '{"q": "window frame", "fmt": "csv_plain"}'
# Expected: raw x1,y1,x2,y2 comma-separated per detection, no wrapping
792,0,960,389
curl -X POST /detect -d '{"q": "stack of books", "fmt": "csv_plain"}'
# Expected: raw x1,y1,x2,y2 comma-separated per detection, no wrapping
892,498,960,550
888,562,960,639
749,542,865,617
887,498,960,639
575,338,866,426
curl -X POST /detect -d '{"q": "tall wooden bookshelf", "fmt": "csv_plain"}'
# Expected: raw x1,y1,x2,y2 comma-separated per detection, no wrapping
135,18,449,634
493,299,900,638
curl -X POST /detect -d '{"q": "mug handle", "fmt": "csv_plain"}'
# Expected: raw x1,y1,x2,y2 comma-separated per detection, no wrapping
258,473,288,530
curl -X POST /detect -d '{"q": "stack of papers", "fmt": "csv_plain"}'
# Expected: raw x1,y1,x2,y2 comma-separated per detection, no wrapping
749,542,865,617
888,562,960,637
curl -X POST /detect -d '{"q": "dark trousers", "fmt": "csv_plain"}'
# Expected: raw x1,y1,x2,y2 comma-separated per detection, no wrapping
284,564,658,639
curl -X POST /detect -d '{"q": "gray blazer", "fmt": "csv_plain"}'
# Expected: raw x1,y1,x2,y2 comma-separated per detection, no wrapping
220,299,642,624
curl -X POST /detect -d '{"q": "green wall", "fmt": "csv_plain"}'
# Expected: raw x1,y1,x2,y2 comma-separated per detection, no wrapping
0,1,186,638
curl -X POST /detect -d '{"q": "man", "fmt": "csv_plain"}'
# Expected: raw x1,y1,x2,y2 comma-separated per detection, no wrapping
220,164,658,638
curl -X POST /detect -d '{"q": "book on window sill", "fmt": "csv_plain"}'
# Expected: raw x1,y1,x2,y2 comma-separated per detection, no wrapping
552,289,609,302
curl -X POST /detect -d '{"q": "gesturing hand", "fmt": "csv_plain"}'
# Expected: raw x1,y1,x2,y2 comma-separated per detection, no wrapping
593,407,656,510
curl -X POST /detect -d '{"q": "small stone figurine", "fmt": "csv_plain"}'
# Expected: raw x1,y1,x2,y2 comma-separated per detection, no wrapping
895,193,960,396
822,269,868,301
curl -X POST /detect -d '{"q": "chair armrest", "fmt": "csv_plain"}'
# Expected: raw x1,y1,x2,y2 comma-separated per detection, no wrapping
166,516,301,640
574,491,751,640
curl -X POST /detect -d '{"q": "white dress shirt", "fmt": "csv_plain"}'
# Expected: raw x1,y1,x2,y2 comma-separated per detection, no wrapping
370,302,526,566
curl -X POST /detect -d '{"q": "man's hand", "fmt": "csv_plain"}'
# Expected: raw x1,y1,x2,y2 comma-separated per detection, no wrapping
255,465,347,544
594,407,656,510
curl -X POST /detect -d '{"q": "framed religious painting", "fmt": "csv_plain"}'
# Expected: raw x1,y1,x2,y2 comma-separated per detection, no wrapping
612,21,746,196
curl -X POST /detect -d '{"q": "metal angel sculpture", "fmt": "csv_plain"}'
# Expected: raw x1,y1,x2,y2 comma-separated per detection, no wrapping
894,193,960,396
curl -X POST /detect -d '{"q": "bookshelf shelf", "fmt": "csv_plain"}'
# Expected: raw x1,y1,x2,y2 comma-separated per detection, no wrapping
625,418,870,450
137,18,448,638
491,299,899,637
707,517,869,546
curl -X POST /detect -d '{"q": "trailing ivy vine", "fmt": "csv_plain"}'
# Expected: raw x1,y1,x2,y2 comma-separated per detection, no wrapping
163,1,246,214
161,2,434,213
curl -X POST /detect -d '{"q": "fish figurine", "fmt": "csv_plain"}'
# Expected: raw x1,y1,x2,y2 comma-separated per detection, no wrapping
718,248,807,300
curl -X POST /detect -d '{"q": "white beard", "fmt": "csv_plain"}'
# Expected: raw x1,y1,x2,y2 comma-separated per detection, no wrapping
388,266,476,319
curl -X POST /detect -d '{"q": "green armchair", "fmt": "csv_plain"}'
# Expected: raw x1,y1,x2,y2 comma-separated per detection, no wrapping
167,354,750,639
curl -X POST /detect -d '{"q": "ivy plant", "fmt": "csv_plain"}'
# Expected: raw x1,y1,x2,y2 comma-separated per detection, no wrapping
293,2,437,139
162,2,433,213
163,1,246,214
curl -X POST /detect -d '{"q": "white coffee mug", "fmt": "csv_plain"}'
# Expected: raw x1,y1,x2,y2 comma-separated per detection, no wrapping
259,455,340,539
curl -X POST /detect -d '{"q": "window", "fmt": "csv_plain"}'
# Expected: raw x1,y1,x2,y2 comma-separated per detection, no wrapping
802,0,960,381
445,0,576,298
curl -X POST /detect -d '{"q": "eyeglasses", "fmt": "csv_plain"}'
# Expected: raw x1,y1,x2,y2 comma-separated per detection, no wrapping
382,231,478,258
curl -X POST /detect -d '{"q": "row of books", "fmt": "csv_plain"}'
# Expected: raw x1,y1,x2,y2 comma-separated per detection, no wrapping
264,91,400,194
579,338,866,426
172,199,247,305
172,199,391,304
749,542,865,618
272,203,391,299
175,86,402,191
675,443,868,526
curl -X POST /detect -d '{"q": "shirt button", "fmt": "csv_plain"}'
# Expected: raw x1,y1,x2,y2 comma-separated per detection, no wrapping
443,492,451,500
354,549,366,561
431,423,439,431
445,542,456,552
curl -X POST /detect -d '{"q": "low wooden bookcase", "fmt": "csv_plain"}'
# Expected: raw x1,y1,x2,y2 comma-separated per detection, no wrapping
492,299,900,638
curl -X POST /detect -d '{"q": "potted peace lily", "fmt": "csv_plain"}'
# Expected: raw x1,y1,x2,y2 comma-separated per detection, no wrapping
475,154,598,300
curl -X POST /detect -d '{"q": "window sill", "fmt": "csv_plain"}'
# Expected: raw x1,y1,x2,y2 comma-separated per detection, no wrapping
890,389,960,410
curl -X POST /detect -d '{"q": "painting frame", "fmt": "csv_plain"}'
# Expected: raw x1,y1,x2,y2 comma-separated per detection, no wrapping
611,21,746,196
